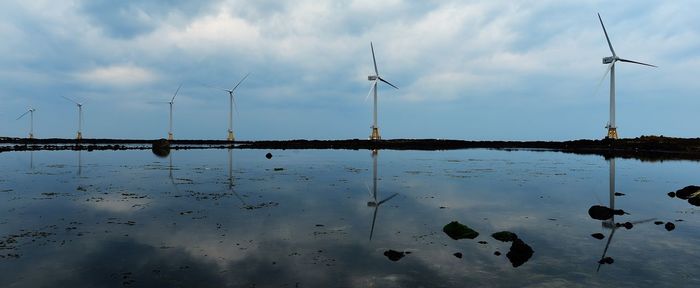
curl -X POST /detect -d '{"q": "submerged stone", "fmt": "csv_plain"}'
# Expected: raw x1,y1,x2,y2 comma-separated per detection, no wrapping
492,231,518,242
506,239,534,268
591,233,605,240
665,222,675,231
151,139,170,158
383,250,406,262
442,221,479,240
588,205,625,221
668,192,676,198
654,221,664,225
453,252,463,259
265,152,272,159
598,257,614,265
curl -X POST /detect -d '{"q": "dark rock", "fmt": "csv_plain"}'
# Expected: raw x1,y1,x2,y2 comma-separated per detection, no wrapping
478,241,487,244
621,222,633,229
668,192,676,198
453,252,463,259
383,250,405,261
688,196,700,206
591,233,605,240
442,221,479,240
588,205,625,220
598,257,614,265
614,192,625,196
265,152,272,159
654,221,664,225
492,231,518,242
494,251,501,256
665,222,675,231
151,139,170,158
674,185,700,199
506,239,534,268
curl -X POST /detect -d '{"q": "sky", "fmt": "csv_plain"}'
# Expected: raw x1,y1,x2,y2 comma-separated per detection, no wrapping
1,0,699,141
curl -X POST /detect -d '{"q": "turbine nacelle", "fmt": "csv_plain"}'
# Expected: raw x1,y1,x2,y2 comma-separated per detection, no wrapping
602,56,616,64
368,75,378,81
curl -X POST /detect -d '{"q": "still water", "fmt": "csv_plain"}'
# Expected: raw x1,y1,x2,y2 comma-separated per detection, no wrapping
0,149,698,287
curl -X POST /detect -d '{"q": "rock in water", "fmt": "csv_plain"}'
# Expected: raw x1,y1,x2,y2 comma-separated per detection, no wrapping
442,221,479,240
491,231,518,242
265,152,272,159
453,252,463,259
598,257,614,265
665,222,675,231
591,233,605,240
588,205,625,220
151,139,170,158
674,185,700,199
506,239,534,268
383,250,406,261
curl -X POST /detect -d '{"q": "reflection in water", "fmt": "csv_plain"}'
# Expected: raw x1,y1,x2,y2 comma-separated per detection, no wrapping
368,150,398,241
77,150,82,176
29,151,34,170
596,158,655,271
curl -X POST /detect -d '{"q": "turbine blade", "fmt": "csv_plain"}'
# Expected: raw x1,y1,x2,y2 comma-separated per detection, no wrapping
364,81,377,102
371,42,378,75
201,83,231,93
377,193,398,205
597,13,617,57
593,62,615,97
617,58,657,68
378,77,399,89
62,95,79,105
16,110,30,120
171,83,182,102
231,72,250,92
369,206,378,240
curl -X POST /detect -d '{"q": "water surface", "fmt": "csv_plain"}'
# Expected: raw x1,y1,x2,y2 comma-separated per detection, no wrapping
1,149,698,287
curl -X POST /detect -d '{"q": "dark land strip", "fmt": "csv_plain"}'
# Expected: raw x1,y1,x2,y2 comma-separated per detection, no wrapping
2,136,700,161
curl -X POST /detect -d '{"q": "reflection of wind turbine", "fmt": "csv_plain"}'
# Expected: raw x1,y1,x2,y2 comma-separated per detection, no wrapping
596,158,655,271
16,108,36,139
62,96,86,140
77,150,82,176
596,13,657,139
227,148,251,209
208,73,250,141
365,42,398,140
368,149,398,240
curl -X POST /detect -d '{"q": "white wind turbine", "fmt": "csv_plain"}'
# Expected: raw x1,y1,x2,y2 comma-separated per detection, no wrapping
596,13,656,139
62,96,85,140
16,107,36,139
166,84,182,140
365,42,398,140
209,73,250,141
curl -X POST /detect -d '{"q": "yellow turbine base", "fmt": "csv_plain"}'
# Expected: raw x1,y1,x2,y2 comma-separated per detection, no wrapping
607,128,618,139
227,130,235,142
76,132,82,140
168,132,173,141
370,127,381,140
29,133,34,139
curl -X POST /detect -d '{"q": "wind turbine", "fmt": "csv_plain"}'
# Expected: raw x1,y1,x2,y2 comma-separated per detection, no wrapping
597,13,657,139
166,84,182,140
365,42,398,140
62,96,85,140
208,73,250,141
16,108,36,139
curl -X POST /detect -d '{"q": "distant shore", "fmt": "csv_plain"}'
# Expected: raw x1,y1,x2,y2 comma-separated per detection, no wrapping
2,136,700,161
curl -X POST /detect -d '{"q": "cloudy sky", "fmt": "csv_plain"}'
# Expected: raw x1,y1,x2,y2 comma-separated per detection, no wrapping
1,0,698,140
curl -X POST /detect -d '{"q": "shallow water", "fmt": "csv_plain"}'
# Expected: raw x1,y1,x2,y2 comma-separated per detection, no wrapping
0,149,699,287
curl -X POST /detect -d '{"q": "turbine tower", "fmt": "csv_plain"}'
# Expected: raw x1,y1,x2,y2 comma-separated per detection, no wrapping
597,13,656,139
62,96,85,140
16,108,36,139
365,42,398,140
167,84,182,140
209,73,250,141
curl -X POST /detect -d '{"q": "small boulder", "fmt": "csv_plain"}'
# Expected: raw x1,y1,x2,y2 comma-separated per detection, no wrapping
591,233,605,240
674,185,700,199
383,250,405,262
665,222,675,231
506,239,534,268
598,257,614,265
442,221,479,240
588,205,625,220
265,152,272,159
491,231,518,242
453,252,463,259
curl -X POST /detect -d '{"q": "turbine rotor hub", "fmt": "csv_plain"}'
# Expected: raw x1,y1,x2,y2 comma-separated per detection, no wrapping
602,56,615,64
368,75,378,81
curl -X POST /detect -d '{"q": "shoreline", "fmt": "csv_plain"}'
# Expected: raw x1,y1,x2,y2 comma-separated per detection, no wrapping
2,135,700,161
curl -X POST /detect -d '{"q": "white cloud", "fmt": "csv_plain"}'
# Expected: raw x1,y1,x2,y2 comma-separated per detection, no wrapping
76,64,159,87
